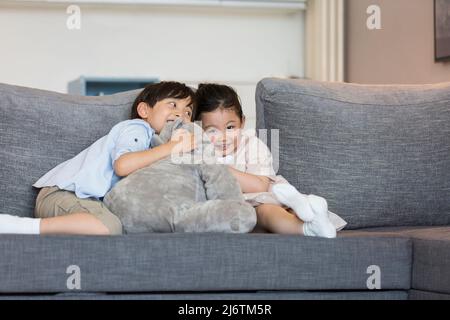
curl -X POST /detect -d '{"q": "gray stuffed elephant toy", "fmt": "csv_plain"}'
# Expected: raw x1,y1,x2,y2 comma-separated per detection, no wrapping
103,118,257,234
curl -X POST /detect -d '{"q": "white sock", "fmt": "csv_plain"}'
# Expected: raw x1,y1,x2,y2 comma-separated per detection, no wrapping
0,214,41,235
307,194,329,217
302,195,336,238
272,184,315,222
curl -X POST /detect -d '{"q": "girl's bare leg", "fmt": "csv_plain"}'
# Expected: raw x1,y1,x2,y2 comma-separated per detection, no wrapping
40,213,110,235
255,204,304,235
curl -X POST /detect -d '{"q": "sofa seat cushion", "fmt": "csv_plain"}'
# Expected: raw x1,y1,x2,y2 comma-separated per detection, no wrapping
341,226,450,294
0,233,411,293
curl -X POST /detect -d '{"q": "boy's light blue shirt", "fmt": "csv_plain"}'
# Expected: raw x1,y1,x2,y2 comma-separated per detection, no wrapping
33,119,155,199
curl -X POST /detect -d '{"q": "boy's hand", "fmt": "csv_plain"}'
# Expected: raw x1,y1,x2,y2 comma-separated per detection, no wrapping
170,129,197,154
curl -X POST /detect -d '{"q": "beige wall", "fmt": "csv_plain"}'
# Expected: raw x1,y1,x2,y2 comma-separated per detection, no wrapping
346,0,450,84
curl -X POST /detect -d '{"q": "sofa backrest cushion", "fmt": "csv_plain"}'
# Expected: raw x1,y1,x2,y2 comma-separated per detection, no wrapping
0,83,139,217
256,78,450,229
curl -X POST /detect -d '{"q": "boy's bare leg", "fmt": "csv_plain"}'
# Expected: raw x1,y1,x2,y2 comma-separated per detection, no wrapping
40,213,110,235
255,204,304,235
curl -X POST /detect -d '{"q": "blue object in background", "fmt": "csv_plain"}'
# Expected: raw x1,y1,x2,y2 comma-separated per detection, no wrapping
68,76,159,96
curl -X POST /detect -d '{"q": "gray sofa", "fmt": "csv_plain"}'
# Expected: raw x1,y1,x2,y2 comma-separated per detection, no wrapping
0,78,449,300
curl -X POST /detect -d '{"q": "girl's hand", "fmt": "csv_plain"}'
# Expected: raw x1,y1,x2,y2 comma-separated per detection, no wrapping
170,129,197,154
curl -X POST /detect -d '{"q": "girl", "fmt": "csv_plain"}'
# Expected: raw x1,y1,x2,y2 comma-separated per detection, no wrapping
0,81,196,235
194,83,338,238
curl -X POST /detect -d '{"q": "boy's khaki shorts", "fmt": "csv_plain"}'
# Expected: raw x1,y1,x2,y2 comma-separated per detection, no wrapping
34,186,123,235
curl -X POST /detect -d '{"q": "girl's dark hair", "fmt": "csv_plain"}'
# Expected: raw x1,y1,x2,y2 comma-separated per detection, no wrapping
131,81,196,119
193,83,244,121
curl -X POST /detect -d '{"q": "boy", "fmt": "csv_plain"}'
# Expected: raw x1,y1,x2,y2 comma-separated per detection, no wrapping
0,82,196,235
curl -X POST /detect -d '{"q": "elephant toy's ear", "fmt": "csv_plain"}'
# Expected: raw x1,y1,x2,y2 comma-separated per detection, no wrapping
150,118,185,147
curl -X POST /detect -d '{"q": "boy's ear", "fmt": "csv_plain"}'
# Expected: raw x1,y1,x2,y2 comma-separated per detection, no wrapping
137,102,150,119
241,116,246,129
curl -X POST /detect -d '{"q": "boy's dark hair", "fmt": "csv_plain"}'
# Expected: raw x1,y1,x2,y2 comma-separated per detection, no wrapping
131,81,196,119
194,83,244,121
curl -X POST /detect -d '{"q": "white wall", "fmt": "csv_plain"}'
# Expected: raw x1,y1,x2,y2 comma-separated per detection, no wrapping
0,3,305,128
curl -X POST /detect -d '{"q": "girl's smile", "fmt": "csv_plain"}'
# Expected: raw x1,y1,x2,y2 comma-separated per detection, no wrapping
200,108,245,157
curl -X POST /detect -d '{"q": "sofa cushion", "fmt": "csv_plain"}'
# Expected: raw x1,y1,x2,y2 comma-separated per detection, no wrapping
256,78,450,229
341,226,450,294
0,83,139,217
0,233,411,293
